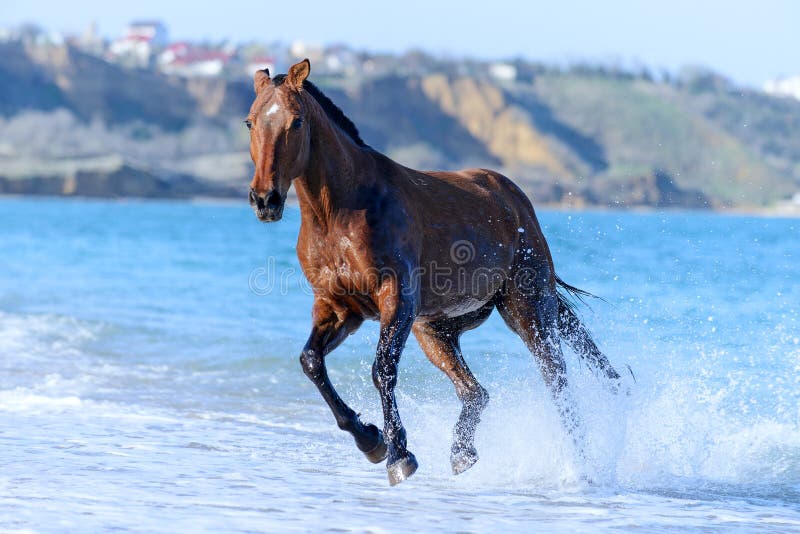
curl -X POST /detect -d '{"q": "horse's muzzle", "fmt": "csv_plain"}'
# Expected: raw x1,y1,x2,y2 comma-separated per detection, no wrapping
249,188,284,222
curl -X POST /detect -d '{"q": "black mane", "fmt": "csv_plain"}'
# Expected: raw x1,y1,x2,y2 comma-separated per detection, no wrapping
272,74,366,147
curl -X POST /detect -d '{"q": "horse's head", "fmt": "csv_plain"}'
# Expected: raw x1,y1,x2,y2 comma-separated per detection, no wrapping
246,59,312,222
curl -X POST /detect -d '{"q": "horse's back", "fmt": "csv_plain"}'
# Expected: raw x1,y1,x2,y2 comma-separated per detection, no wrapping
411,168,542,236
422,168,535,213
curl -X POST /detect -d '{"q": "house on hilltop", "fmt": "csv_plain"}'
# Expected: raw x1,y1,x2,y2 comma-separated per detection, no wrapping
764,76,800,101
158,42,233,77
108,20,168,68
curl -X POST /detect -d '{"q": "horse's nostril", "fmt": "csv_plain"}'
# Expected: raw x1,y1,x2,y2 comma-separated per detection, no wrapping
248,188,258,205
266,191,282,211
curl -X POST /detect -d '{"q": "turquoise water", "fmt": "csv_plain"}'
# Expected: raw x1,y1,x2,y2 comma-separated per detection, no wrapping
0,197,798,531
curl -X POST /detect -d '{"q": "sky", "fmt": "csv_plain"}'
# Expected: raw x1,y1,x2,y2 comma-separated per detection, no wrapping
3,0,797,88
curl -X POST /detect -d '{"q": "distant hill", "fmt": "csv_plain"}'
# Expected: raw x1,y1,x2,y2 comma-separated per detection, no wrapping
1,41,799,210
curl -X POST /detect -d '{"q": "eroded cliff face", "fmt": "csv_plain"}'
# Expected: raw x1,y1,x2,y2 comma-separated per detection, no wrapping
0,43,251,198
20,42,196,129
1,42,798,208
420,74,570,177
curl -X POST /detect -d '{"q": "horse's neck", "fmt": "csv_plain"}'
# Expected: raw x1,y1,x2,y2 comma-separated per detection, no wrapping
293,123,376,231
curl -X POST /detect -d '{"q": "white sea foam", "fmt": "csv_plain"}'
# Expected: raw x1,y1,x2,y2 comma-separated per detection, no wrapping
0,389,83,413
332,345,800,497
0,310,97,359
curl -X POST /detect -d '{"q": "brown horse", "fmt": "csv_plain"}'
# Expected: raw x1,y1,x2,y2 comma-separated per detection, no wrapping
246,59,624,486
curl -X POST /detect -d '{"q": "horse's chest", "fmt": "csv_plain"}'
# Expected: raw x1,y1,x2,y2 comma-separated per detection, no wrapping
302,237,375,295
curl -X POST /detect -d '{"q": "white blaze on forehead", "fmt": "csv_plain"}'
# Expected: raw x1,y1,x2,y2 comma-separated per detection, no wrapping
265,103,280,117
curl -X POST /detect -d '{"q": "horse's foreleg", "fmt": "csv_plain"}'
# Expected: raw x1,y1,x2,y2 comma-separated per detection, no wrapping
373,290,417,486
300,300,387,463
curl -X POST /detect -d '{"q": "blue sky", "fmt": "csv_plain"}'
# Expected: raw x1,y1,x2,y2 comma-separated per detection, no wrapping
3,0,797,87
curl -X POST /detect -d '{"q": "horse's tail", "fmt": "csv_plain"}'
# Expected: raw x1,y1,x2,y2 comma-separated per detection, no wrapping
554,275,634,390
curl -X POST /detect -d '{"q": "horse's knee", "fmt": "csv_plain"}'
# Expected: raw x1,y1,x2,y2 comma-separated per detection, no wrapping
299,349,324,382
372,358,398,392
374,369,396,392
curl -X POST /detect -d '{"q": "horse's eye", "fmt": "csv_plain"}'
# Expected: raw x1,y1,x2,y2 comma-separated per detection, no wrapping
244,119,252,130
291,118,303,130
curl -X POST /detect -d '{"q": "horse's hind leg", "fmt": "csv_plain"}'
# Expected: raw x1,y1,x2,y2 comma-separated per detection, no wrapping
300,299,387,463
495,268,585,451
557,298,625,392
412,303,492,475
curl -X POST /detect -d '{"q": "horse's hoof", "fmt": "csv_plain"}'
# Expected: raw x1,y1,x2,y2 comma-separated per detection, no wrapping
363,433,388,464
451,446,478,475
387,452,418,486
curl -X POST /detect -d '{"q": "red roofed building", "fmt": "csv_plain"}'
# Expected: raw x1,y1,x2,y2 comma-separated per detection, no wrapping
158,44,232,77
108,20,168,68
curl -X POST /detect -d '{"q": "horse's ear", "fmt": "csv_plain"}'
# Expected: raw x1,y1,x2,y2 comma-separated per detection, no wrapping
254,68,271,93
287,59,311,90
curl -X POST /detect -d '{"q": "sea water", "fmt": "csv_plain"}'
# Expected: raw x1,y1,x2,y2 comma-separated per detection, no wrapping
0,197,798,532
